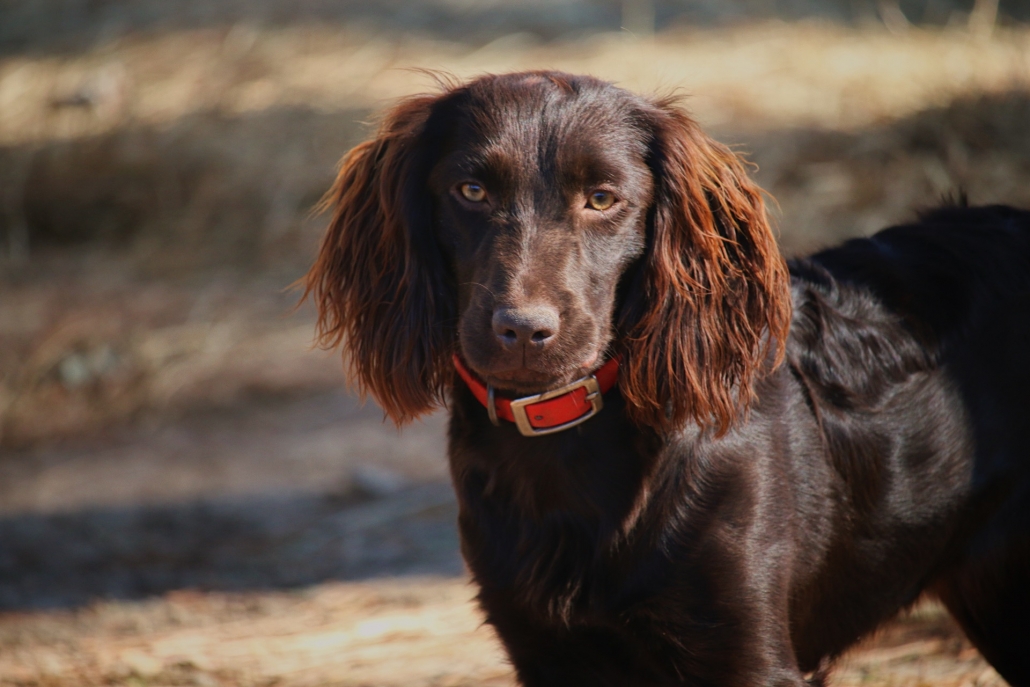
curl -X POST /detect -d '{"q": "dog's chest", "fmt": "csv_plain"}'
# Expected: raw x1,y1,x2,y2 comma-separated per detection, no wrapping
450,428,681,624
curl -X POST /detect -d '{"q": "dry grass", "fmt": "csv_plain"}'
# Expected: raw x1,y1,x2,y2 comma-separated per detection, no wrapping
0,578,514,687
2,22,1030,146
0,263,344,447
3,21,1030,256
0,581,1005,687
3,22,1030,264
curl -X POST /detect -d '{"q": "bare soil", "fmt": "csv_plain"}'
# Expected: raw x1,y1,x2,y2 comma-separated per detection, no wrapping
0,366,1009,686
0,581,1008,687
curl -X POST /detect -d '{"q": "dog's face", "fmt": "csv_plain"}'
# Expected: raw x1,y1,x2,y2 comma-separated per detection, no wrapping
427,75,654,394
306,71,791,433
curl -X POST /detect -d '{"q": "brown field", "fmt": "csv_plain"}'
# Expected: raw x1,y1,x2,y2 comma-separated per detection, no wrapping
0,581,1008,686
1,4,1029,685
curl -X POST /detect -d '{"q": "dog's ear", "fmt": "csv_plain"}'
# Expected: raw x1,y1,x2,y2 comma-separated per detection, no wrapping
618,98,792,434
303,94,454,424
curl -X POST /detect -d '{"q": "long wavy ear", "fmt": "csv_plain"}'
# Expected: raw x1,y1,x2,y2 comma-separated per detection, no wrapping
618,97,792,434
302,93,454,424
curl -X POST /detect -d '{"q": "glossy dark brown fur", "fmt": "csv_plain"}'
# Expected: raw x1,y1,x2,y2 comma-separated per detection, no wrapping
305,72,1030,686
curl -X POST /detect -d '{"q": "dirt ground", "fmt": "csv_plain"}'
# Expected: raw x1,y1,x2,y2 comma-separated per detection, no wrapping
2,3,1030,685
0,349,1010,686
0,376,1010,686
0,581,1009,687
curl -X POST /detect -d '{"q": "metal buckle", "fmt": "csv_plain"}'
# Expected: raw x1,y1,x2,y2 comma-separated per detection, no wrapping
486,384,501,427
508,374,603,437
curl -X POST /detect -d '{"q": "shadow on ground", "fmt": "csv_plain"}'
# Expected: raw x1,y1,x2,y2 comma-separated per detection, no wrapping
0,387,459,611
0,481,462,611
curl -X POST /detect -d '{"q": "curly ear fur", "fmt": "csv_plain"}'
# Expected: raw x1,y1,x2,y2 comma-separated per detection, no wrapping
618,98,792,434
302,94,454,424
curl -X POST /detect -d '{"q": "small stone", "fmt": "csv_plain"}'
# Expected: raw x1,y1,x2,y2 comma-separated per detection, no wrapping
351,466,407,498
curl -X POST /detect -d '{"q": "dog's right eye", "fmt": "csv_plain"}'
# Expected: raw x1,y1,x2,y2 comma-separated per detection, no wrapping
459,182,487,202
587,190,616,211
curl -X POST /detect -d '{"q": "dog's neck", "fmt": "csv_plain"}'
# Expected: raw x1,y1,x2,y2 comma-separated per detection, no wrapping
451,354,620,437
447,379,680,616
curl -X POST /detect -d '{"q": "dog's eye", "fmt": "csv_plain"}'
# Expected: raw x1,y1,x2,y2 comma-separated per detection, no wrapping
587,190,615,211
459,182,487,202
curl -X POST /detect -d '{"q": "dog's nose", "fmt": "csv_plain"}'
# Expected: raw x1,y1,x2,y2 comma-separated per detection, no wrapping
492,306,560,349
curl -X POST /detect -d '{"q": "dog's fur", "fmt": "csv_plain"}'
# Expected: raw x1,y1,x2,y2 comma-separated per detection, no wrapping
305,72,1030,686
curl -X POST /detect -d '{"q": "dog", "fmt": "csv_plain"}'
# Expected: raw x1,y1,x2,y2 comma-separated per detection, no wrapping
304,71,1030,686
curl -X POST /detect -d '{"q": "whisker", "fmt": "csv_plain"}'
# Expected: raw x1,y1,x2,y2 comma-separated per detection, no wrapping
461,281,497,298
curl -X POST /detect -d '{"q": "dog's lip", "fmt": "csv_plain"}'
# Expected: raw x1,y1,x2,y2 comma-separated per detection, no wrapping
482,363,563,389
466,351,603,395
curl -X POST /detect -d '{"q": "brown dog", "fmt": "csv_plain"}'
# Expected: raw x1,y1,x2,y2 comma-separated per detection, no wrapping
305,71,1030,686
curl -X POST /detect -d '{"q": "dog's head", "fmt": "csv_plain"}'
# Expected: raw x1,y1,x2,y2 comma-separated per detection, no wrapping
305,71,791,434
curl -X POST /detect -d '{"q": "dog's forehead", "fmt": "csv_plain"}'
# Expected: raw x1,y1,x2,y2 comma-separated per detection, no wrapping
455,74,647,160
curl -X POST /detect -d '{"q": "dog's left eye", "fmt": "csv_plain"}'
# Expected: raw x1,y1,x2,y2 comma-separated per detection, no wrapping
459,182,487,202
587,190,616,211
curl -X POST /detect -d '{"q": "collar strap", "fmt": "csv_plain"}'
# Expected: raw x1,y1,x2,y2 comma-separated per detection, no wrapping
452,354,619,437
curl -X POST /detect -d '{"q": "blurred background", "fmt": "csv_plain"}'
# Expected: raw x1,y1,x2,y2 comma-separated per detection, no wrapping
1,1,1028,685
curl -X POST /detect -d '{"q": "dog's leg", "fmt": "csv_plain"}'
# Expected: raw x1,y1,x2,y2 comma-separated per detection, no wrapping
492,622,811,687
935,557,1030,685
480,592,812,687
933,491,1030,686
481,601,667,686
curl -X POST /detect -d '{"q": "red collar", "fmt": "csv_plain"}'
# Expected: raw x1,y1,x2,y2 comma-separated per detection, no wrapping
452,354,619,437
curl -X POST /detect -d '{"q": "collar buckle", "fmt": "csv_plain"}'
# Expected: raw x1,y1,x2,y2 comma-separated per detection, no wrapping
509,374,603,437
486,384,501,427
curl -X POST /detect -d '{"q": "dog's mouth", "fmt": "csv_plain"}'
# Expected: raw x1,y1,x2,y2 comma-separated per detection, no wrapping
468,350,602,396
484,368,568,395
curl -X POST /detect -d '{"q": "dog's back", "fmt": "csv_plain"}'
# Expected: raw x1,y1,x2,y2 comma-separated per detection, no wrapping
810,205,1030,335
807,204,1030,480
795,205,1030,678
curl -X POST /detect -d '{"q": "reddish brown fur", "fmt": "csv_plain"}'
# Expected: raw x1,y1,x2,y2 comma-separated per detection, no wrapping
304,94,454,423
619,99,791,433
304,77,791,435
